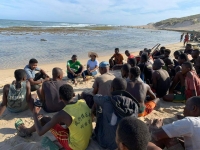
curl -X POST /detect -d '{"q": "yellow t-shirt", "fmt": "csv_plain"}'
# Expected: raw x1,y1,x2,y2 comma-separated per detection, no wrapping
63,100,92,150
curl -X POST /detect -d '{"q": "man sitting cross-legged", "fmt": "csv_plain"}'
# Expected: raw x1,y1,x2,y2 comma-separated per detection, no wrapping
163,62,200,102
126,67,159,117
0,69,32,116
116,117,161,150
16,84,92,150
37,67,66,113
150,96,200,150
151,59,170,98
92,77,139,150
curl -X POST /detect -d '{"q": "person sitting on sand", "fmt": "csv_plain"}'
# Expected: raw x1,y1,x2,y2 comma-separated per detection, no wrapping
184,44,193,55
125,50,134,63
128,58,137,67
16,84,92,150
37,67,66,113
173,50,183,68
109,48,124,69
93,78,139,150
24,58,49,91
175,53,189,73
138,53,153,84
67,55,84,84
191,49,200,76
152,59,170,98
126,67,159,117
150,96,200,150
163,62,200,102
82,52,99,81
121,63,131,80
163,49,174,77
116,117,161,150
0,69,31,116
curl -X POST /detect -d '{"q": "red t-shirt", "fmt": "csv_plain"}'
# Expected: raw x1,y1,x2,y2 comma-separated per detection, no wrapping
185,71,200,99
128,54,134,59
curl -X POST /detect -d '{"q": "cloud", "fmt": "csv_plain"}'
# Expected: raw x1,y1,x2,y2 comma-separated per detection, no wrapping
0,0,200,25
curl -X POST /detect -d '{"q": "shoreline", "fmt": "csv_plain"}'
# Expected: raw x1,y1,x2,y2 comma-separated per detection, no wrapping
0,42,187,87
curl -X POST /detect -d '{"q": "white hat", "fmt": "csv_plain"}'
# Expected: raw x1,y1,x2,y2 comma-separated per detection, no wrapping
88,52,98,58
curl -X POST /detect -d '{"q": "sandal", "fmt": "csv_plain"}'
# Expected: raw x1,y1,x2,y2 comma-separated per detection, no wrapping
15,119,32,137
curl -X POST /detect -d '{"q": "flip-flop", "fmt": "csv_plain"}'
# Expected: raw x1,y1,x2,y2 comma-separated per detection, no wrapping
34,99,43,107
15,119,32,137
41,136,59,150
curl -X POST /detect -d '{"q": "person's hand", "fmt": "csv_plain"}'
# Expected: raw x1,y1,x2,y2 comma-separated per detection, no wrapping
32,105,40,114
77,73,81,76
148,119,163,132
44,77,50,81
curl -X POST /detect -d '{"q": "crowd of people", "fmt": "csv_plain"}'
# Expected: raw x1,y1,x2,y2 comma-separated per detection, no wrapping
1,44,200,150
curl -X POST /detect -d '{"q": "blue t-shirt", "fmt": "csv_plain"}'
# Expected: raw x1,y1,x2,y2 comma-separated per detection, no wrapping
24,65,41,80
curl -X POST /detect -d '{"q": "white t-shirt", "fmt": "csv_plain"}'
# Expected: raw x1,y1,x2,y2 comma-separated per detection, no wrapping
87,59,99,70
162,117,200,150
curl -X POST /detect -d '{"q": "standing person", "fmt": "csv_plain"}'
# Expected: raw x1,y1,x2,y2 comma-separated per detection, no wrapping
24,58,49,91
82,52,99,81
116,117,161,150
126,67,159,117
152,59,170,98
125,50,134,63
184,33,189,46
37,68,66,113
93,78,139,150
67,55,84,84
180,33,184,42
109,48,124,69
163,62,200,102
0,69,32,116
16,84,92,150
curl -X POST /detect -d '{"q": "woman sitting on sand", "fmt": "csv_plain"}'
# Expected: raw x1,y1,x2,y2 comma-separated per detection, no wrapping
82,52,99,81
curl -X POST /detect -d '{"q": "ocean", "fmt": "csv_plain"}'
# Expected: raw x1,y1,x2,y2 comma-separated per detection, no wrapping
0,19,181,69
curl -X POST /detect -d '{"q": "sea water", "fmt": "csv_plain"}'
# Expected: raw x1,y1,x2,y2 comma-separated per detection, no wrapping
0,19,181,69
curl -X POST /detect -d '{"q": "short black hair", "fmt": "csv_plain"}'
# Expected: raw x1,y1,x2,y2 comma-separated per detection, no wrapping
29,58,38,64
178,53,189,61
186,44,192,48
174,50,182,56
141,53,148,62
52,67,63,77
190,96,200,108
117,117,150,150
165,49,171,55
72,55,77,58
130,67,141,77
128,58,137,67
112,78,127,91
14,69,26,81
122,64,131,74
115,48,119,51
160,46,166,50
59,84,74,101
125,50,129,53
183,61,193,70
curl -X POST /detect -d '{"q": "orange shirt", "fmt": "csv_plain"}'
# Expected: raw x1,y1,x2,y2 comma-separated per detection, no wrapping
113,53,124,64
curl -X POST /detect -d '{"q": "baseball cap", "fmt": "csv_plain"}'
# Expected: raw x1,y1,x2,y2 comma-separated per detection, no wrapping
99,61,109,67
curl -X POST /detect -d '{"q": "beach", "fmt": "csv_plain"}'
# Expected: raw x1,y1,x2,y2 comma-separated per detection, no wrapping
0,41,188,149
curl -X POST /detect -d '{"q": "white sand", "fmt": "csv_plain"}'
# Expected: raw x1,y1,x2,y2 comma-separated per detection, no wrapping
0,42,190,149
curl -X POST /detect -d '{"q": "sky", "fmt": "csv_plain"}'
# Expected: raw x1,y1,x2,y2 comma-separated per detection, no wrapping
0,0,200,25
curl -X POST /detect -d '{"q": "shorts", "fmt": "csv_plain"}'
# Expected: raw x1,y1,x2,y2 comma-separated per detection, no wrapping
50,124,72,150
138,101,156,117
173,86,186,103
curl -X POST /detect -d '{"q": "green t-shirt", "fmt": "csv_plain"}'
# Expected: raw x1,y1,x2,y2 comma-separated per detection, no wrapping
67,60,81,72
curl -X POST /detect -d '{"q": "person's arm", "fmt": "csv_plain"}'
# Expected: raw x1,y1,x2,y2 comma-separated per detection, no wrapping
28,78,43,85
169,72,181,93
0,85,9,116
147,85,156,100
110,54,115,60
26,81,32,106
187,72,197,97
92,79,99,95
40,69,49,78
67,64,75,75
33,109,71,136
90,65,98,72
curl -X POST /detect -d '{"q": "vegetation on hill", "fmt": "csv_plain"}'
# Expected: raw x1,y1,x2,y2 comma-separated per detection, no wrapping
154,14,200,27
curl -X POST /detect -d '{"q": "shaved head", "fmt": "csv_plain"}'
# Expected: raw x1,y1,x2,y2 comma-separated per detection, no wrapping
52,67,63,79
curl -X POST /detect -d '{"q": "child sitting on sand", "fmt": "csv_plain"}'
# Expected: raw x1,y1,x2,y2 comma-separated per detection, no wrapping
16,84,92,150
0,69,31,116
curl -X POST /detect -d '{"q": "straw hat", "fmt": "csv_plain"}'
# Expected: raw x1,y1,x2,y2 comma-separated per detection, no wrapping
88,52,98,58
